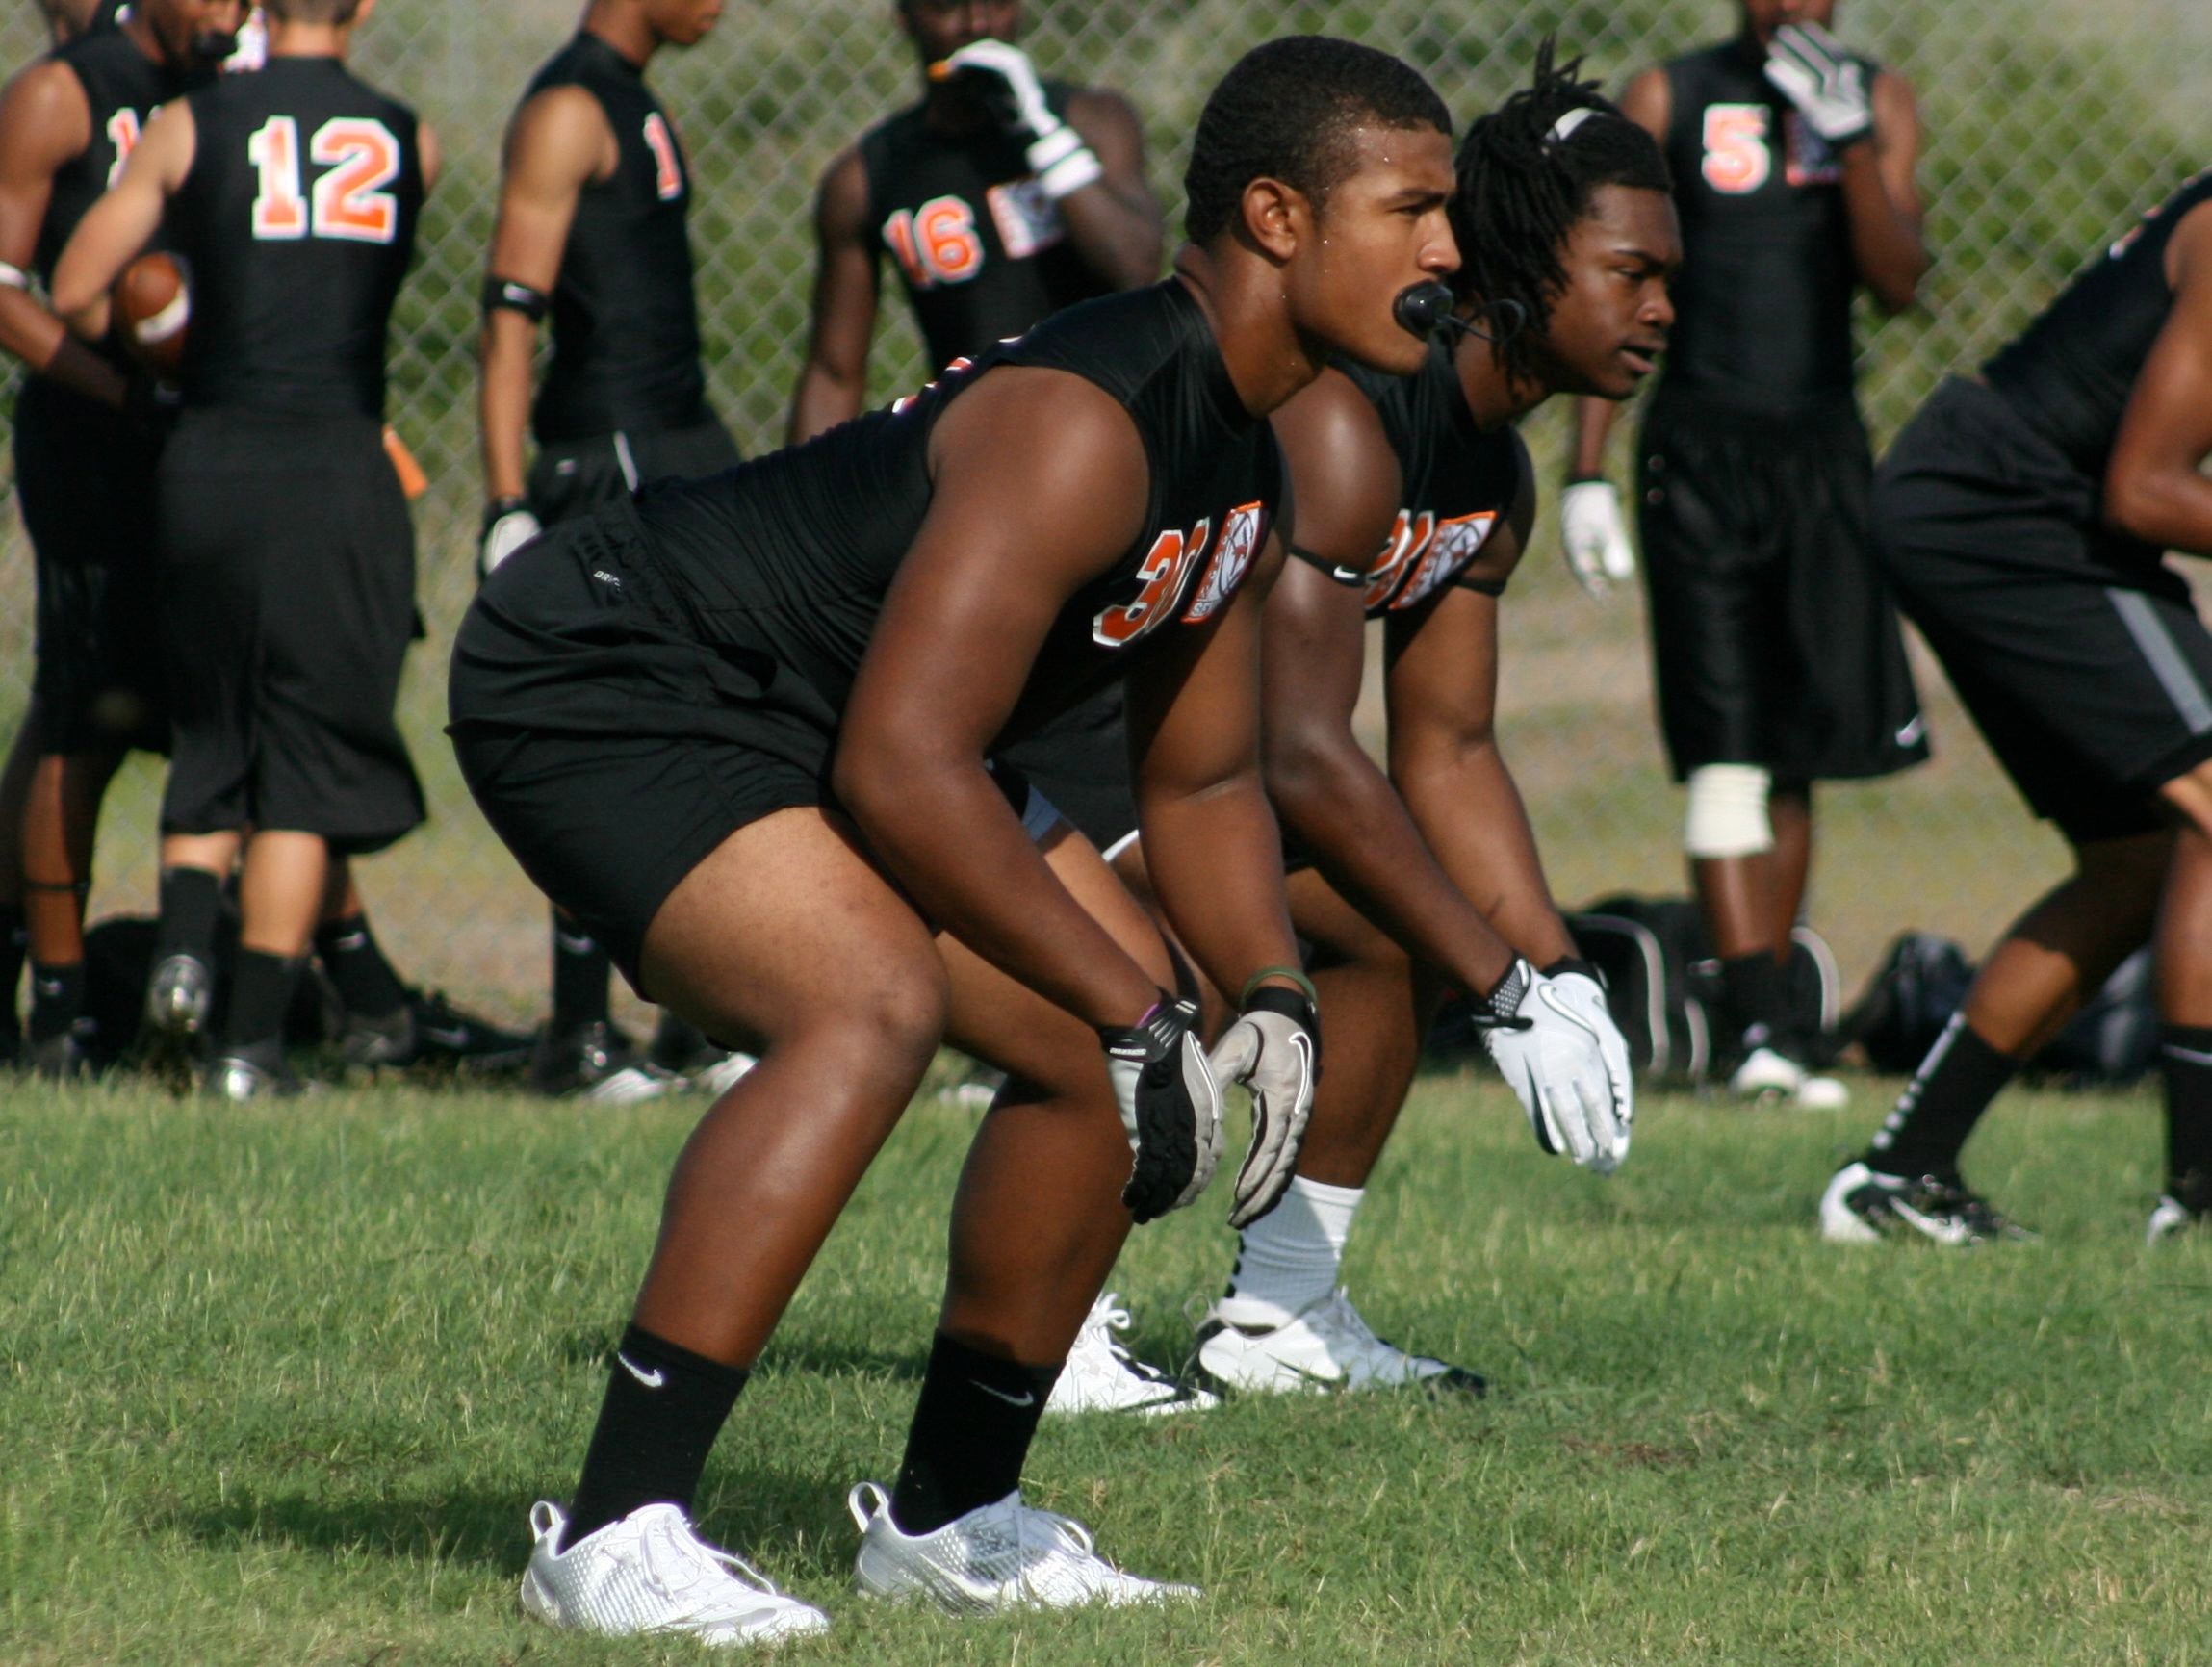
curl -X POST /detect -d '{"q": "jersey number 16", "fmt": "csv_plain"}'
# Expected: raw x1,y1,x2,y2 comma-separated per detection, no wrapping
247,115,401,244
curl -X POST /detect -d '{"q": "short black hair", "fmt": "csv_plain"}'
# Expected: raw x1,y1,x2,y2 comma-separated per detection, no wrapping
1184,37,1451,244
1450,39,1672,380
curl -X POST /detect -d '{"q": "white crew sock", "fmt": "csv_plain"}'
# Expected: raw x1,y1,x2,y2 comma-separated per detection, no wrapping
1225,1177,1364,1317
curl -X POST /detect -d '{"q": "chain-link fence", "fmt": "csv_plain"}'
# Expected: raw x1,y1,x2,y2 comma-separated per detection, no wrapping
0,0,2203,1026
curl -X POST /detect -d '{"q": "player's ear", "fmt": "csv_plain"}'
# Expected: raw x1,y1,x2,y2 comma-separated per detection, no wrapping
1238,177,1305,263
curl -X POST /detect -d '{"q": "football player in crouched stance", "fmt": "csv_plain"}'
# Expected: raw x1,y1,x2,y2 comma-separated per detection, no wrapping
1050,48,1672,1400
450,37,1457,1643
1820,166,2212,1246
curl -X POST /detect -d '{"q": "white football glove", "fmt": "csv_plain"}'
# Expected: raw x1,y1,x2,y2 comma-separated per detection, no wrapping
1764,22,1873,148
1208,986,1320,1229
1541,963,1634,1175
1558,479,1635,597
1477,959,1632,1173
1100,996,1223,1223
478,500,542,581
939,39,1102,199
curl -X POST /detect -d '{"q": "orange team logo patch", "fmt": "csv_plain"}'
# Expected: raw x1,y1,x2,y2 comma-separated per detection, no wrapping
1093,517,1211,648
1389,509,1498,611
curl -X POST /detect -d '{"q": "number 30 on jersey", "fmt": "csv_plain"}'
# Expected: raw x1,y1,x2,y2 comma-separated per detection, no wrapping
248,116,401,244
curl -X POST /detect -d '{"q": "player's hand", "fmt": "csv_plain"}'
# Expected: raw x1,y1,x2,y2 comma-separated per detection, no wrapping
1477,959,1632,1172
1541,961,1634,1175
1208,984,1320,1228
478,498,541,582
1558,479,1635,597
1764,22,1873,148
936,39,1103,199
1100,994,1223,1224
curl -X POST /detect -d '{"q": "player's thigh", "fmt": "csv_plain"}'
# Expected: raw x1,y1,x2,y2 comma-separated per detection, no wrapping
642,804,949,1058
939,823,1172,1088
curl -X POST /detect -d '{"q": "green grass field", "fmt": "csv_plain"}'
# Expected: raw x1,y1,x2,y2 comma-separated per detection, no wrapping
5,1068,2209,1667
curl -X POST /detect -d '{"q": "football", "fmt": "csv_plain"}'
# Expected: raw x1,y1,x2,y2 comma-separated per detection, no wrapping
114,250,191,378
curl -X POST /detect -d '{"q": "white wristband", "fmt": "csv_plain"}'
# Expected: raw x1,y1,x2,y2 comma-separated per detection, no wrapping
1038,144,1104,199
0,261,29,291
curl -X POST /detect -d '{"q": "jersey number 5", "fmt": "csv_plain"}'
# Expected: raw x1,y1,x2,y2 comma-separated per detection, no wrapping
248,116,401,244
1701,104,1771,195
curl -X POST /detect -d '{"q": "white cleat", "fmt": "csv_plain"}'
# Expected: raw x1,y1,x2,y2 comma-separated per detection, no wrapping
1193,1289,1486,1396
2147,1194,2205,1244
1045,1293,1218,1417
519,1500,829,1647
580,1062,686,1105
848,1482,1196,1615
1731,1045,1849,1110
692,1049,760,1096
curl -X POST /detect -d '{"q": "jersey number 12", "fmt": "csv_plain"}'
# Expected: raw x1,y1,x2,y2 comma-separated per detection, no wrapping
248,115,401,244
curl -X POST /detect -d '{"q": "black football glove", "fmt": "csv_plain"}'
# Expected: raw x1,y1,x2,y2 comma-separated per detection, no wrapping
1099,994,1222,1223
1209,984,1320,1228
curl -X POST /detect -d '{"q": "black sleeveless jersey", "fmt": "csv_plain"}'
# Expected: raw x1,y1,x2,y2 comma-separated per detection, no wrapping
525,35,706,442
1325,347,1527,617
170,58,421,418
1659,38,1870,407
630,280,1278,734
1983,170,2212,481
858,85,1113,371
32,29,188,295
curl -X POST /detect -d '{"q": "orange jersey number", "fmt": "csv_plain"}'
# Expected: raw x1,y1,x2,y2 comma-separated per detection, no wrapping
248,115,402,244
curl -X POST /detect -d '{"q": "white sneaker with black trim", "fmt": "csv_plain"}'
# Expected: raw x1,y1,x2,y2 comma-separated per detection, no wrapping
1045,1293,1218,1417
1193,1289,1486,1396
520,1500,829,1647
1819,1161,2036,1245
2147,1194,2207,1244
1731,1045,1849,1110
848,1482,1196,1615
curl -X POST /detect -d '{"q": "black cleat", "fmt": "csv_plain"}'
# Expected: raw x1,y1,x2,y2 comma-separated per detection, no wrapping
1819,1162,2036,1245
527,1019,681,1103
204,1037,309,1102
340,989,533,1075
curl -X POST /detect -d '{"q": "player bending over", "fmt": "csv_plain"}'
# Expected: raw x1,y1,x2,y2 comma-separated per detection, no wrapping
449,36,1456,1646
1074,48,1674,1397
1820,167,2212,1244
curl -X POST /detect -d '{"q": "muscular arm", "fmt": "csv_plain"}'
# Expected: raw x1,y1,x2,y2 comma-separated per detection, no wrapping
1571,66,1669,476
478,86,608,503
1838,69,1926,314
1055,88,1163,293
1383,475,1576,969
833,367,1165,1029
418,118,443,196
2103,202,2212,556
0,60,122,407
786,146,877,445
51,94,193,334
1260,372,1514,996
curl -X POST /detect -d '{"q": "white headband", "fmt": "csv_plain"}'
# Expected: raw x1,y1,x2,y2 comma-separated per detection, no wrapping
1548,107,1598,147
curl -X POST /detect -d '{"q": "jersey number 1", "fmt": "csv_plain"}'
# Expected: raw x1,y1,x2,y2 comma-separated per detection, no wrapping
248,116,401,244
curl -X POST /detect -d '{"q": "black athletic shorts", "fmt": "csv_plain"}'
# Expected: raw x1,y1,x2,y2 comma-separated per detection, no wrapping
1873,376,2212,842
995,684,1138,854
157,408,424,853
450,507,834,992
526,418,740,529
1638,389,1928,782
13,378,168,754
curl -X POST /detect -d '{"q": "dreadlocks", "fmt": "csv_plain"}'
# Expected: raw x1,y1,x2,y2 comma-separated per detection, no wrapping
1451,39,1672,383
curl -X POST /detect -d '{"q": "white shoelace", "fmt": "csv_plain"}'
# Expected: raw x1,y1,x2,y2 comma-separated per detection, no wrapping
1303,1290,1420,1379
640,1514,785,1611
1083,1294,1175,1384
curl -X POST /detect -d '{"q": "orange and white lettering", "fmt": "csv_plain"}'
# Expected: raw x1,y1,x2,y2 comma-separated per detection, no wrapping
1390,509,1498,610
1181,502,1266,624
1701,104,1771,195
247,115,308,240
1094,520,1208,648
643,114,683,202
104,109,141,188
310,119,401,244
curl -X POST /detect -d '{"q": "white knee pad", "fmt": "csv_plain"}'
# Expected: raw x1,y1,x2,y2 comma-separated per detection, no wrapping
1684,764,1774,859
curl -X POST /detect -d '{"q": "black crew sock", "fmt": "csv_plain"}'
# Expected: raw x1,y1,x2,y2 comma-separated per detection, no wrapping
889,1331,1063,1536
1867,1011,2019,1179
156,866,225,963
563,1323,749,1551
1720,950,1788,1053
2159,1024,2212,1210
551,910,611,1029
27,962,86,1045
313,912,408,1019
224,949,305,1053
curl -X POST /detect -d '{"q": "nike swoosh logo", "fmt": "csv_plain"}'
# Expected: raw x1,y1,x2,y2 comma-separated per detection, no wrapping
616,1353,665,1389
1890,1198,1971,1246
1896,715,1926,746
2162,1043,2212,1067
969,1380,1035,1408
